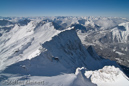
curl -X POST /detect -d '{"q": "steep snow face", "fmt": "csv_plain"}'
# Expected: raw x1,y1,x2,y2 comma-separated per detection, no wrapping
0,17,129,86
85,66,129,86
0,20,60,71
1,28,107,76
111,22,129,43
0,18,120,75
41,28,120,72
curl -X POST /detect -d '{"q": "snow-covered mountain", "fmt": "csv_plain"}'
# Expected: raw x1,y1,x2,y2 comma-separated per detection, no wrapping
85,66,129,86
0,17,129,86
75,17,129,68
99,22,129,43
111,22,129,43
0,19,117,73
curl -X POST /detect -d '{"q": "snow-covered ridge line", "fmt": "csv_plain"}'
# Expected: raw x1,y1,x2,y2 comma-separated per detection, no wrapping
0,17,129,86
27,22,74,60
0,21,56,70
41,26,74,44
0,20,75,71
1,25,89,76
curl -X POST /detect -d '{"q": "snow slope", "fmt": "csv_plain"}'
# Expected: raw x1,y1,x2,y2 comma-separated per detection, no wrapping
0,71,97,86
1,25,106,76
0,66,128,86
0,20,60,71
0,17,129,86
111,22,129,43
85,66,129,86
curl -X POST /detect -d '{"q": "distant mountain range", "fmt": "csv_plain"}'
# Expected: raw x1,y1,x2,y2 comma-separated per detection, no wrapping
0,16,129,86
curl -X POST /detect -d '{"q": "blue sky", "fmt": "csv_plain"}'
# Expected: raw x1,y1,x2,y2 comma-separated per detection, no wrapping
0,0,129,17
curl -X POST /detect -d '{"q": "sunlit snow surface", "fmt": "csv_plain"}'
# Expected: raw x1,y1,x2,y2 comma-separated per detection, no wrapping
0,17,129,86
85,66,129,86
0,66,128,86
